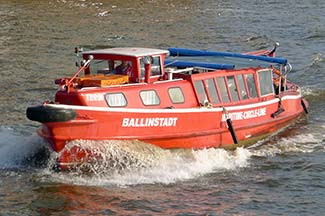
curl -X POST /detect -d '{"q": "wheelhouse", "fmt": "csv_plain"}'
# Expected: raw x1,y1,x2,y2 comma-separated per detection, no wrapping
81,47,169,84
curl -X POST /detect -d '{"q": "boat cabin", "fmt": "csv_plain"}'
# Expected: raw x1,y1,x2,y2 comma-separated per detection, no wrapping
54,47,291,109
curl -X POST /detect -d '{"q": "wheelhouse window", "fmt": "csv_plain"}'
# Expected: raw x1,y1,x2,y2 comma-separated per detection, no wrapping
258,69,274,96
105,93,127,107
245,74,258,98
86,59,133,76
88,59,112,74
139,58,145,79
194,80,208,105
150,56,162,76
216,77,230,103
139,56,162,78
112,60,132,76
140,90,160,105
206,78,220,104
236,74,248,100
168,87,185,104
227,76,239,101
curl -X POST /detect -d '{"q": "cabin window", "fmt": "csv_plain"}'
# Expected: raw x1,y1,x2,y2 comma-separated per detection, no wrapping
89,59,111,74
227,76,239,101
206,78,220,104
139,58,145,79
140,90,160,106
216,77,230,103
168,87,185,104
150,56,162,76
245,74,258,98
105,93,127,107
139,56,162,79
236,74,248,100
258,69,274,96
112,60,133,76
194,80,208,105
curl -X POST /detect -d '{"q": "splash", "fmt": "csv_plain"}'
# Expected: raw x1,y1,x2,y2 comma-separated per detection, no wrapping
251,133,324,157
310,53,324,68
47,139,252,186
0,126,50,169
300,86,319,96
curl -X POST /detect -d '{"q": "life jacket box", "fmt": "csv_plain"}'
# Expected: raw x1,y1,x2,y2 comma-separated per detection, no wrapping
78,74,128,87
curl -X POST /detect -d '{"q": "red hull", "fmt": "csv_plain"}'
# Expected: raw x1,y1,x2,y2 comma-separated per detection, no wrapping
37,94,307,168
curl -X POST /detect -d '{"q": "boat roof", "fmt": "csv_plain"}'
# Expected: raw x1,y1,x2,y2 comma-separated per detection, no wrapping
82,47,169,57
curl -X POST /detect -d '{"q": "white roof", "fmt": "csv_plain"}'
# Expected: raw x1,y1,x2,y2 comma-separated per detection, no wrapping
82,47,169,57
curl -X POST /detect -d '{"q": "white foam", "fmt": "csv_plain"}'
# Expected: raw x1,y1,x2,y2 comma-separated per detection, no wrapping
300,86,318,96
251,133,323,157
48,140,252,186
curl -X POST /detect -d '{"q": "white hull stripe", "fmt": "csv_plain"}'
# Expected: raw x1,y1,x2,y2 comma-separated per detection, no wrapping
46,94,302,114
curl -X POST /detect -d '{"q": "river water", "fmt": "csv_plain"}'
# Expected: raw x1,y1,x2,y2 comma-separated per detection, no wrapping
0,0,324,215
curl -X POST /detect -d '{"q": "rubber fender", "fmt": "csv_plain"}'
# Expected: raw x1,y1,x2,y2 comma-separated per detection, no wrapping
226,118,238,144
301,99,309,114
271,108,285,118
26,105,77,123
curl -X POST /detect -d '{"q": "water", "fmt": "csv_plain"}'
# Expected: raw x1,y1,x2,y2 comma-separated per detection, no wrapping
1,0,324,215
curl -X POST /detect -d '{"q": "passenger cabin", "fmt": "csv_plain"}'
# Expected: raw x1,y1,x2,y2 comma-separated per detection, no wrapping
55,47,291,109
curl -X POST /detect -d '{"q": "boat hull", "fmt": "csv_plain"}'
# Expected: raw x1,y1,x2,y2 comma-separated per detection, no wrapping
33,94,307,169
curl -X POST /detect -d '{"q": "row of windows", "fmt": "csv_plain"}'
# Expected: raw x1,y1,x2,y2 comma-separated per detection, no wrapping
104,69,274,107
105,87,184,107
194,69,274,105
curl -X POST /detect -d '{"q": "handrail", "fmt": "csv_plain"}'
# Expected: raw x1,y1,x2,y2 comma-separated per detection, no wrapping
67,56,93,86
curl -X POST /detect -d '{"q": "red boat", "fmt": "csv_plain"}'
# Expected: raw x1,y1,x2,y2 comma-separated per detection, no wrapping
26,44,308,169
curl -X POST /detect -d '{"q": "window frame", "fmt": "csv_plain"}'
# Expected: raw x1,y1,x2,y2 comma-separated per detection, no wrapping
194,80,208,105
139,90,161,106
105,92,128,107
257,69,275,96
245,73,258,98
205,78,220,104
139,55,163,79
227,75,240,102
236,74,249,100
168,87,185,104
216,76,230,103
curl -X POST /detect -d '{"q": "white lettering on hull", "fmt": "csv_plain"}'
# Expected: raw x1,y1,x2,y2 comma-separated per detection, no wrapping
222,108,267,121
85,94,104,102
122,117,178,127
